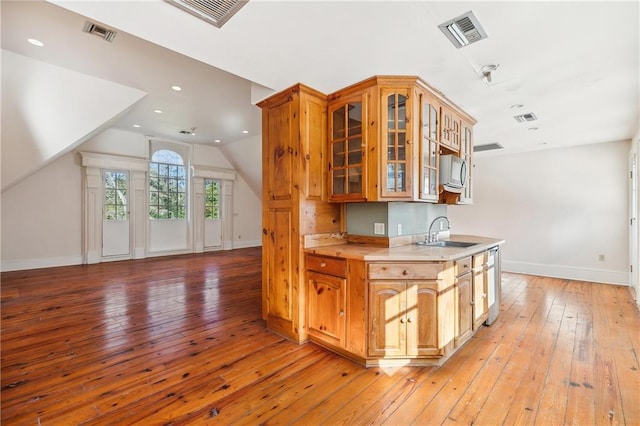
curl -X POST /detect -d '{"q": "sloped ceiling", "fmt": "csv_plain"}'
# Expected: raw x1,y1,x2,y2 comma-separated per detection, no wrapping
1,50,146,191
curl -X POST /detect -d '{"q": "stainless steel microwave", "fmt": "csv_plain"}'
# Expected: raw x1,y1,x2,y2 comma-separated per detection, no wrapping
439,155,467,193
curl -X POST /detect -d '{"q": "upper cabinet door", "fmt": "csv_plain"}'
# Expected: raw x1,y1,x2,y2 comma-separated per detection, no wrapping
418,93,439,202
440,105,461,152
329,96,367,201
380,88,412,199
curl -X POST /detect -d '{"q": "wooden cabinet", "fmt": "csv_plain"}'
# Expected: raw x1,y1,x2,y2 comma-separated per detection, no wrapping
328,77,415,202
454,256,473,347
472,251,489,329
367,262,454,359
258,84,342,343
306,255,347,347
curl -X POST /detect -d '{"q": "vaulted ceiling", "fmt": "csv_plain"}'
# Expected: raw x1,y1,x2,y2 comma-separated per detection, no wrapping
2,0,639,192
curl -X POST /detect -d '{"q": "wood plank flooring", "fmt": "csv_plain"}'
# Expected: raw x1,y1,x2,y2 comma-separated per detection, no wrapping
2,247,639,425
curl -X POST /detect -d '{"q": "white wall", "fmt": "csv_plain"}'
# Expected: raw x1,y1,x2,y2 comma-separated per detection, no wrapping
449,140,630,285
1,128,262,271
1,151,83,270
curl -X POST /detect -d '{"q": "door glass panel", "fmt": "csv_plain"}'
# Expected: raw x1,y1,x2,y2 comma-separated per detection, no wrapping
398,133,406,160
333,169,345,195
333,141,345,167
347,138,361,164
348,167,361,193
387,134,396,160
387,95,395,130
397,95,406,130
398,163,406,192
333,108,345,139
347,103,362,135
387,164,395,190
430,106,438,140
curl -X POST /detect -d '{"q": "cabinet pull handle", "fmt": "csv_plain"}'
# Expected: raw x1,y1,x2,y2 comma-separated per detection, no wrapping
320,262,327,268
339,310,345,317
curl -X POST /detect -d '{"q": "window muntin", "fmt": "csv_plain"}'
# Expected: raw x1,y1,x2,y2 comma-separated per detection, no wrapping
204,179,221,219
149,150,186,220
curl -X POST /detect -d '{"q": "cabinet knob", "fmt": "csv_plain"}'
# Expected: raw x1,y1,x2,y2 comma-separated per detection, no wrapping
320,262,327,268
339,310,345,317
400,318,406,323
402,270,408,276
407,317,412,323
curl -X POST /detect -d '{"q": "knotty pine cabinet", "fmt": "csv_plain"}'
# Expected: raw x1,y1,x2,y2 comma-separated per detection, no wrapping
454,256,473,347
258,84,342,343
472,251,490,329
327,76,475,204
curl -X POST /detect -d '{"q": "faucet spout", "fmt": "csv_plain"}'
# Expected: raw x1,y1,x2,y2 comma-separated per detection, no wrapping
427,216,451,243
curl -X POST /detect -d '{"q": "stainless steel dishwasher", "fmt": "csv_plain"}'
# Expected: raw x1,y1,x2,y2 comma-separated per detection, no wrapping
486,246,502,325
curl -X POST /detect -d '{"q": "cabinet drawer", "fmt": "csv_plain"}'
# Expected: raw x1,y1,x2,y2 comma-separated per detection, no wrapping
306,255,346,277
454,257,472,276
368,262,443,280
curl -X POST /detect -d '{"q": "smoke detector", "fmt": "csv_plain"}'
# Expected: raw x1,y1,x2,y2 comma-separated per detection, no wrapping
438,11,488,49
82,21,117,42
164,0,249,28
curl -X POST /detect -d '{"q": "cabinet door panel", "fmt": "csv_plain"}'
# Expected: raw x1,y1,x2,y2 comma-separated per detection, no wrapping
266,102,295,201
406,283,438,356
307,271,346,347
455,273,473,346
268,209,293,321
369,282,405,357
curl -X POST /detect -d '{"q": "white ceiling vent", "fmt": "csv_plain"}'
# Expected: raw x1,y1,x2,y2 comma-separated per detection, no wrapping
513,113,538,123
474,143,503,153
164,0,249,28
82,22,117,42
438,11,488,49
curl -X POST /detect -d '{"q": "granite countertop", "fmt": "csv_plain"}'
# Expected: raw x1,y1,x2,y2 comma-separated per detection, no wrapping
305,234,505,262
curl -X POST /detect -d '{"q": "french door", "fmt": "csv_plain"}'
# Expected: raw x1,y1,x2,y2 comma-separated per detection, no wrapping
102,170,131,258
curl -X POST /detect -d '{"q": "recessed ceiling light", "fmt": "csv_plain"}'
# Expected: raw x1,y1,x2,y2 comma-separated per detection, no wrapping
27,38,44,47
132,124,141,128
171,85,182,91
242,130,249,134
510,104,524,109
214,139,221,143
153,109,163,114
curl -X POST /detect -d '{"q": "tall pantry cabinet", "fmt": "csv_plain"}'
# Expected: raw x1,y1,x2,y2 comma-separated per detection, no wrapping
258,84,342,343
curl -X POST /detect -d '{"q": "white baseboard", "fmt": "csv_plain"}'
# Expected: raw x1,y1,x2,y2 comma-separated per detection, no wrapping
503,260,629,286
2,255,83,272
232,239,261,249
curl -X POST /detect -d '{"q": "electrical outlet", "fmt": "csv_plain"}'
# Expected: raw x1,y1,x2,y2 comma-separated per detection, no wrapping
374,223,385,235
397,224,402,235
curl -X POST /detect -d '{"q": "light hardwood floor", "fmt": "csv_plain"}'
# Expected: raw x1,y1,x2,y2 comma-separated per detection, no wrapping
2,247,639,425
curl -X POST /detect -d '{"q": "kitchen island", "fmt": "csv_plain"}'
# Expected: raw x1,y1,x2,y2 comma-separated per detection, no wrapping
303,235,504,367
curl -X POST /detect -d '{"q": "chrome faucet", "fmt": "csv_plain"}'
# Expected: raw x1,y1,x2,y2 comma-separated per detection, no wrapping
427,216,450,243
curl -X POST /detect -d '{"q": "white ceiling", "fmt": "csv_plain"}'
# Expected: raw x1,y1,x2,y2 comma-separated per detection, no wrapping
2,0,639,155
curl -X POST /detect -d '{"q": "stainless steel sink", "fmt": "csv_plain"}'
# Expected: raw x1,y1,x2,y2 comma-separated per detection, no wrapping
414,240,478,248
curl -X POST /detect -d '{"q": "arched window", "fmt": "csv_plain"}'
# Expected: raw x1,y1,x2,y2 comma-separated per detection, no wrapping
149,149,186,219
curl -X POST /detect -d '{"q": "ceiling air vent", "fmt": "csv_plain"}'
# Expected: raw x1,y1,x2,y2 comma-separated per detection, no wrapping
513,113,538,123
474,143,503,153
82,22,117,42
164,0,249,28
438,11,488,49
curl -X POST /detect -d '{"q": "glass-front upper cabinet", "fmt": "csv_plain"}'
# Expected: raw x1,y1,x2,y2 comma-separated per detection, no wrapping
329,98,366,201
419,95,439,202
440,105,461,152
458,121,473,204
380,89,412,199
